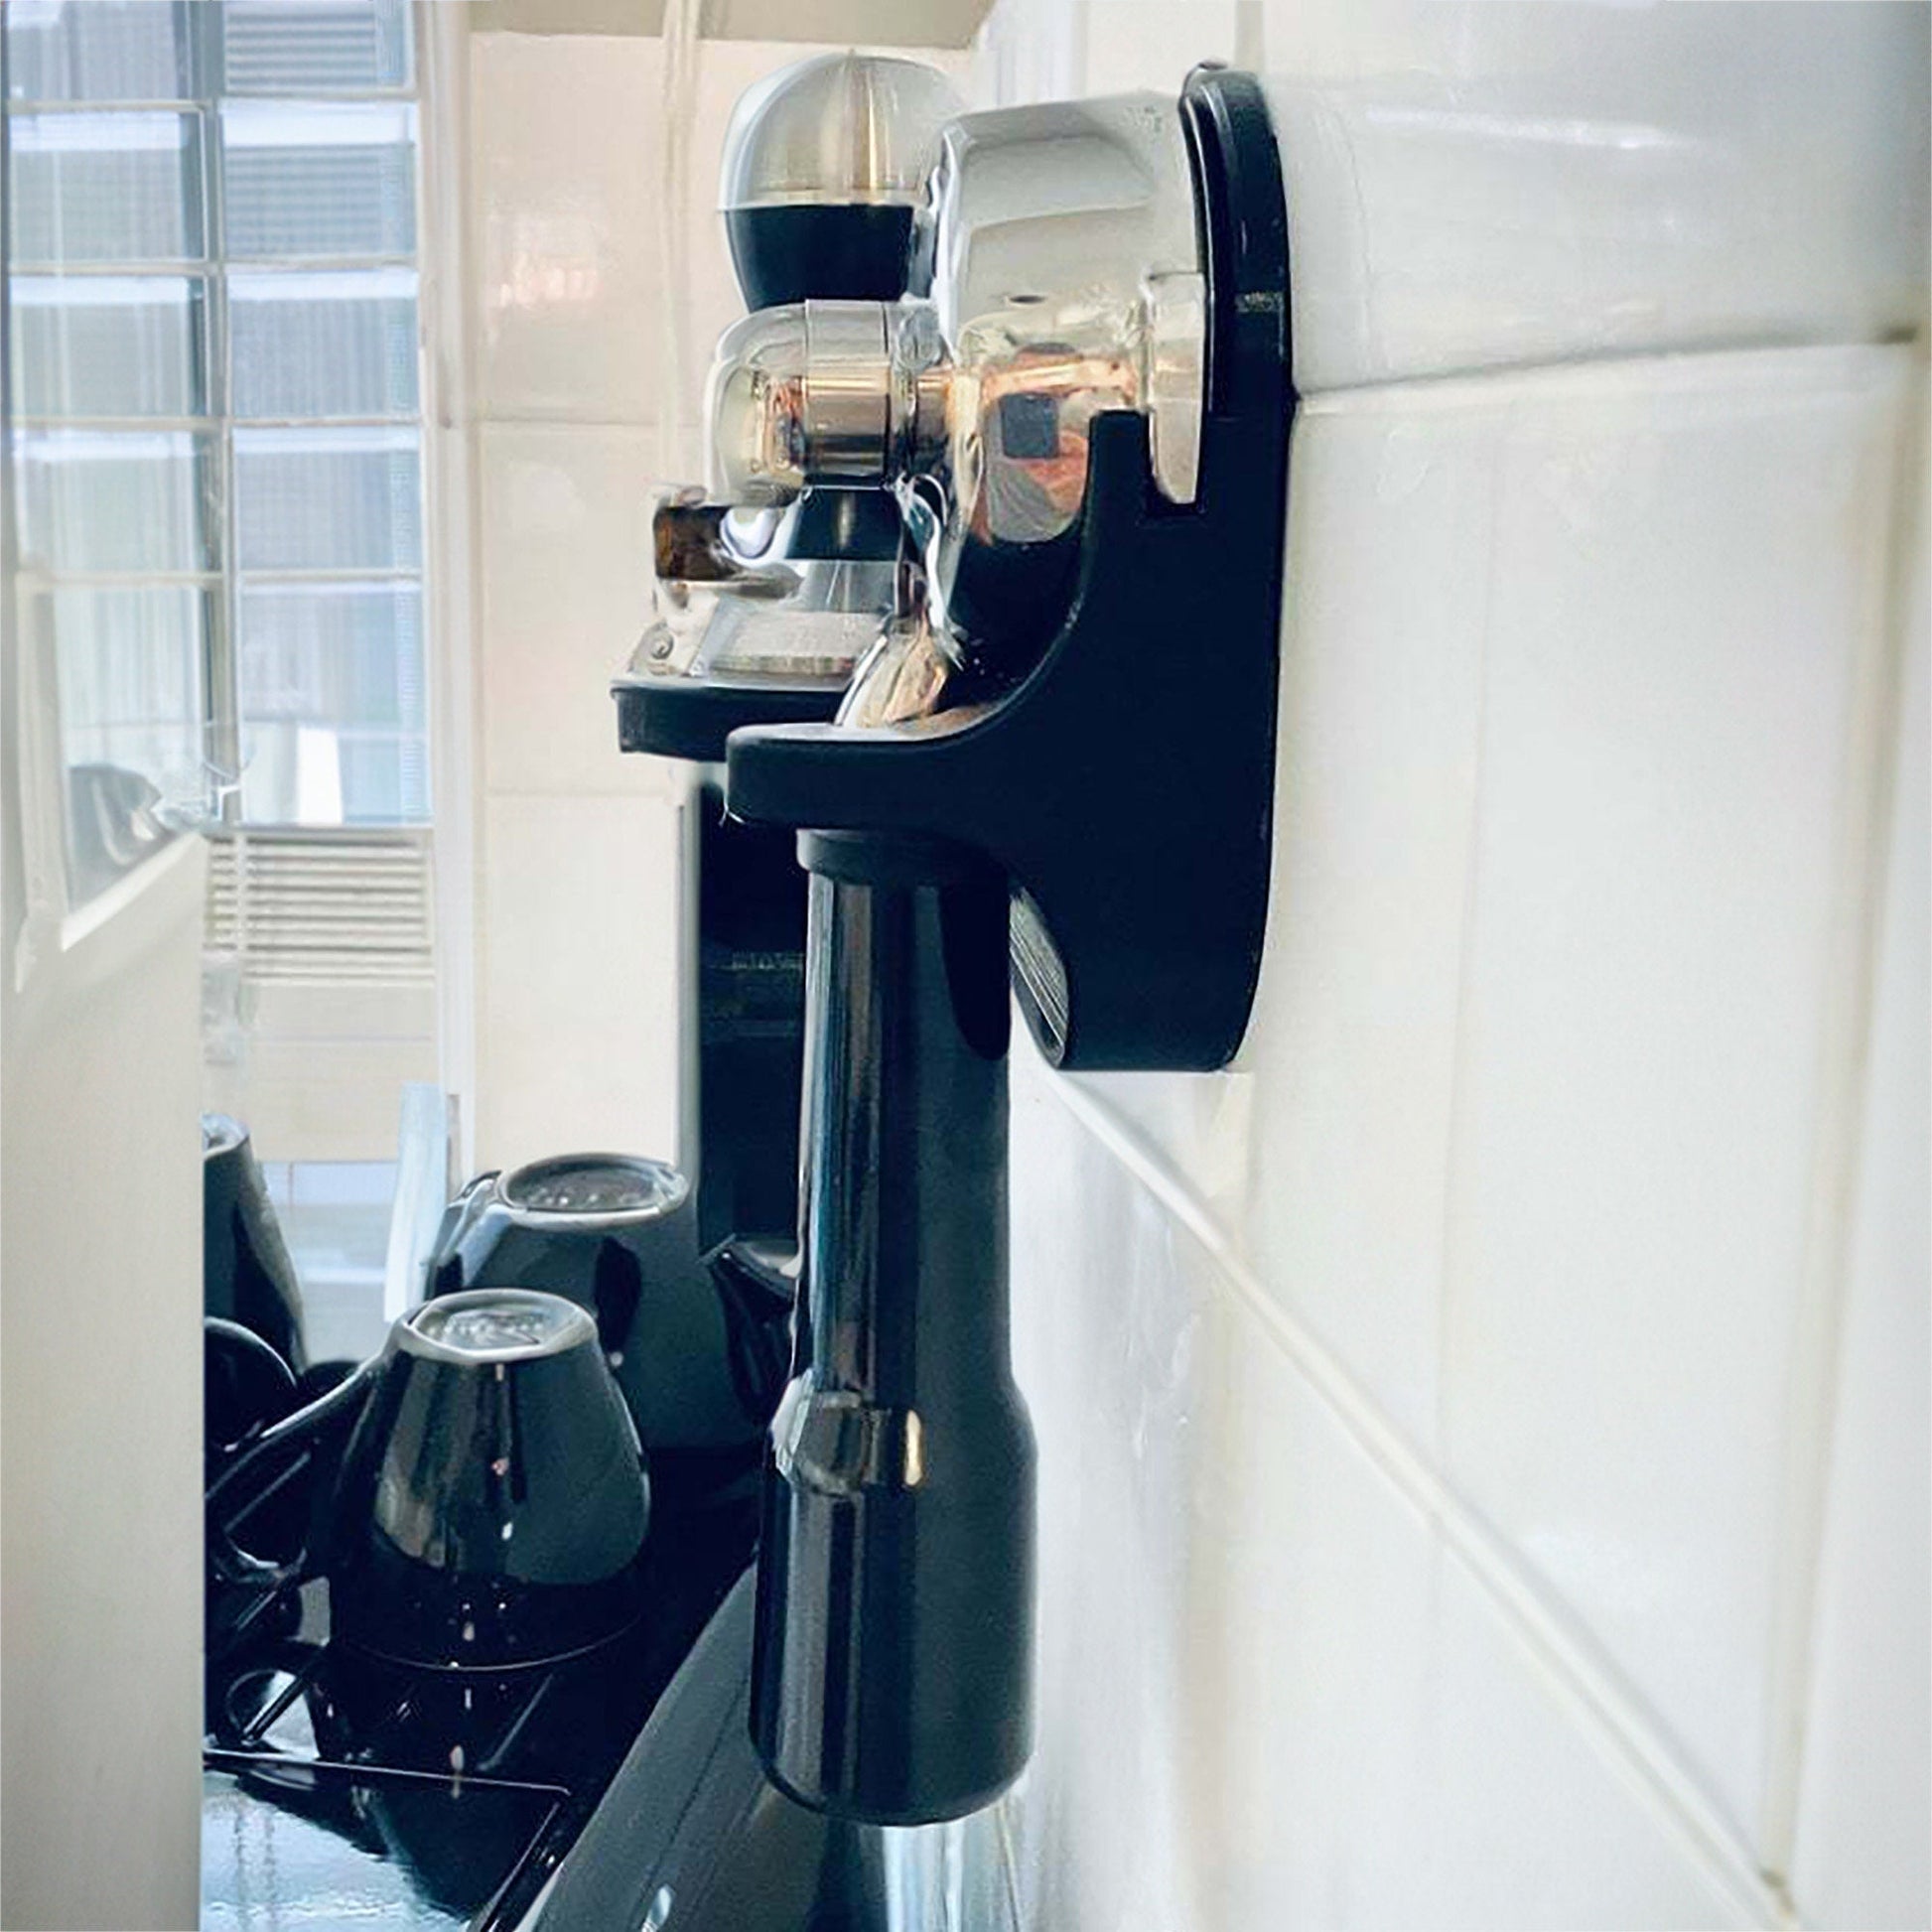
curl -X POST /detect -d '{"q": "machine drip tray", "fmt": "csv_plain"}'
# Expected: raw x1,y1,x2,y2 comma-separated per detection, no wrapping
203,1753,569,1932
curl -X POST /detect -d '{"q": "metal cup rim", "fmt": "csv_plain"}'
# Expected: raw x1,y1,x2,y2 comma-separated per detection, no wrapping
490,1152,690,1231
398,1287,597,1365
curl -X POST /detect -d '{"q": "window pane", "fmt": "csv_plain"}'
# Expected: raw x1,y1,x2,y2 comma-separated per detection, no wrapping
237,580,428,824
221,0,411,95
234,426,420,570
7,110,205,265
252,1160,400,1360
230,267,417,418
50,583,207,792
14,428,213,571
219,101,415,260
10,274,206,418
15,582,207,902
5,0,192,106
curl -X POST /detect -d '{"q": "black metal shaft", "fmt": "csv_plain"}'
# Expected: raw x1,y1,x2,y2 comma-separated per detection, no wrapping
750,831,1035,1825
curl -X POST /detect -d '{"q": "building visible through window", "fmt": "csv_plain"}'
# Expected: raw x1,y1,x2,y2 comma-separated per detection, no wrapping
6,0,430,905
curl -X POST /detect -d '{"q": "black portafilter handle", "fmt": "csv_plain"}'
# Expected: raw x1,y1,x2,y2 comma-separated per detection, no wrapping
750,832,1035,1825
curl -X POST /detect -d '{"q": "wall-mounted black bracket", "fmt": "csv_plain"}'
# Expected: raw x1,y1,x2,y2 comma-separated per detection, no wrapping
615,673,846,767
725,67,1293,1071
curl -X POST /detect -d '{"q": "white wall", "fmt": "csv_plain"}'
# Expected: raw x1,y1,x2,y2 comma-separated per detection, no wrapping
447,23,969,1177
1,842,206,1930
946,4,1929,1928
1789,453,1930,1930
2,210,206,1913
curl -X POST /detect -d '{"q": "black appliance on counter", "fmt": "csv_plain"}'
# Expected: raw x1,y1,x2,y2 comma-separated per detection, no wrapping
634,48,1290,1830
203,1220,876,1930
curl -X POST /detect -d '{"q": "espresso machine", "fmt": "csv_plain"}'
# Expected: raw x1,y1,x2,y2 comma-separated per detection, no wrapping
594,50,1292,1850
544,51,1289,1920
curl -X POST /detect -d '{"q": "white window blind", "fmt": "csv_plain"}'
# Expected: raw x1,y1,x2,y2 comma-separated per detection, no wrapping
205,827,431,984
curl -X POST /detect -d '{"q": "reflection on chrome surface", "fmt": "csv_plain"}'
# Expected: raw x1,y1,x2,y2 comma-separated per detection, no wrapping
702,94,1205,671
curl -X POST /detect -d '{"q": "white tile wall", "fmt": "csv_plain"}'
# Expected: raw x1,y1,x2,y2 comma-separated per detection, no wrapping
477,421,673,799
1006,351,1926,1926
1004,1053,1768,1931
1787,474,1931,1929
1432,349,1907,1848
1264,6,1928,393
471,33,671,426
971,4,1929,1927
464,29,682,1176
475,789,680,1170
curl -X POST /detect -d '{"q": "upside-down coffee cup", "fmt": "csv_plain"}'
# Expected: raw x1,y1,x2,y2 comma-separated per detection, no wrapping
326,1289,651,1669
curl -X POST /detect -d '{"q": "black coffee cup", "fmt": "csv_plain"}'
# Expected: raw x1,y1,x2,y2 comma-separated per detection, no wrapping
422,1154,794,1504
326,1289,651,1669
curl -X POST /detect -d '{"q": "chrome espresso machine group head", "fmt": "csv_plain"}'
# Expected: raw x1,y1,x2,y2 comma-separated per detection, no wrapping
620,56,1292,1826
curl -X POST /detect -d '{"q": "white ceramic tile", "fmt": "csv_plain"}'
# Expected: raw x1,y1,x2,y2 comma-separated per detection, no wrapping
1258,3,1928,393
1437,347,1913,1847
1788,483,1930,1931
471,35,974,435
1238,390,1494,1446
1005,1051,1764,1930
478,421,677,797
1031,347,1916,1908
470,33,667,424
1061,1064,1254,1225
475,791,680,1173
1077,1,1237,96
1065,371,1498,1449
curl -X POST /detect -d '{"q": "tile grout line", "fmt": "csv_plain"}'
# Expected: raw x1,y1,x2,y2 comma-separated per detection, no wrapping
1431,406,1505,1475
1300,341,1907,417
1754,366,1926,1881
1036,1064,1789,1930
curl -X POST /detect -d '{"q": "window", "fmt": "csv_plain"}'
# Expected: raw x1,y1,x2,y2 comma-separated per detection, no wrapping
6,0,431,911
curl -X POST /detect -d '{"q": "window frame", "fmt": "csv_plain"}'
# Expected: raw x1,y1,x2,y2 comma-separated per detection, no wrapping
5,0,433,845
